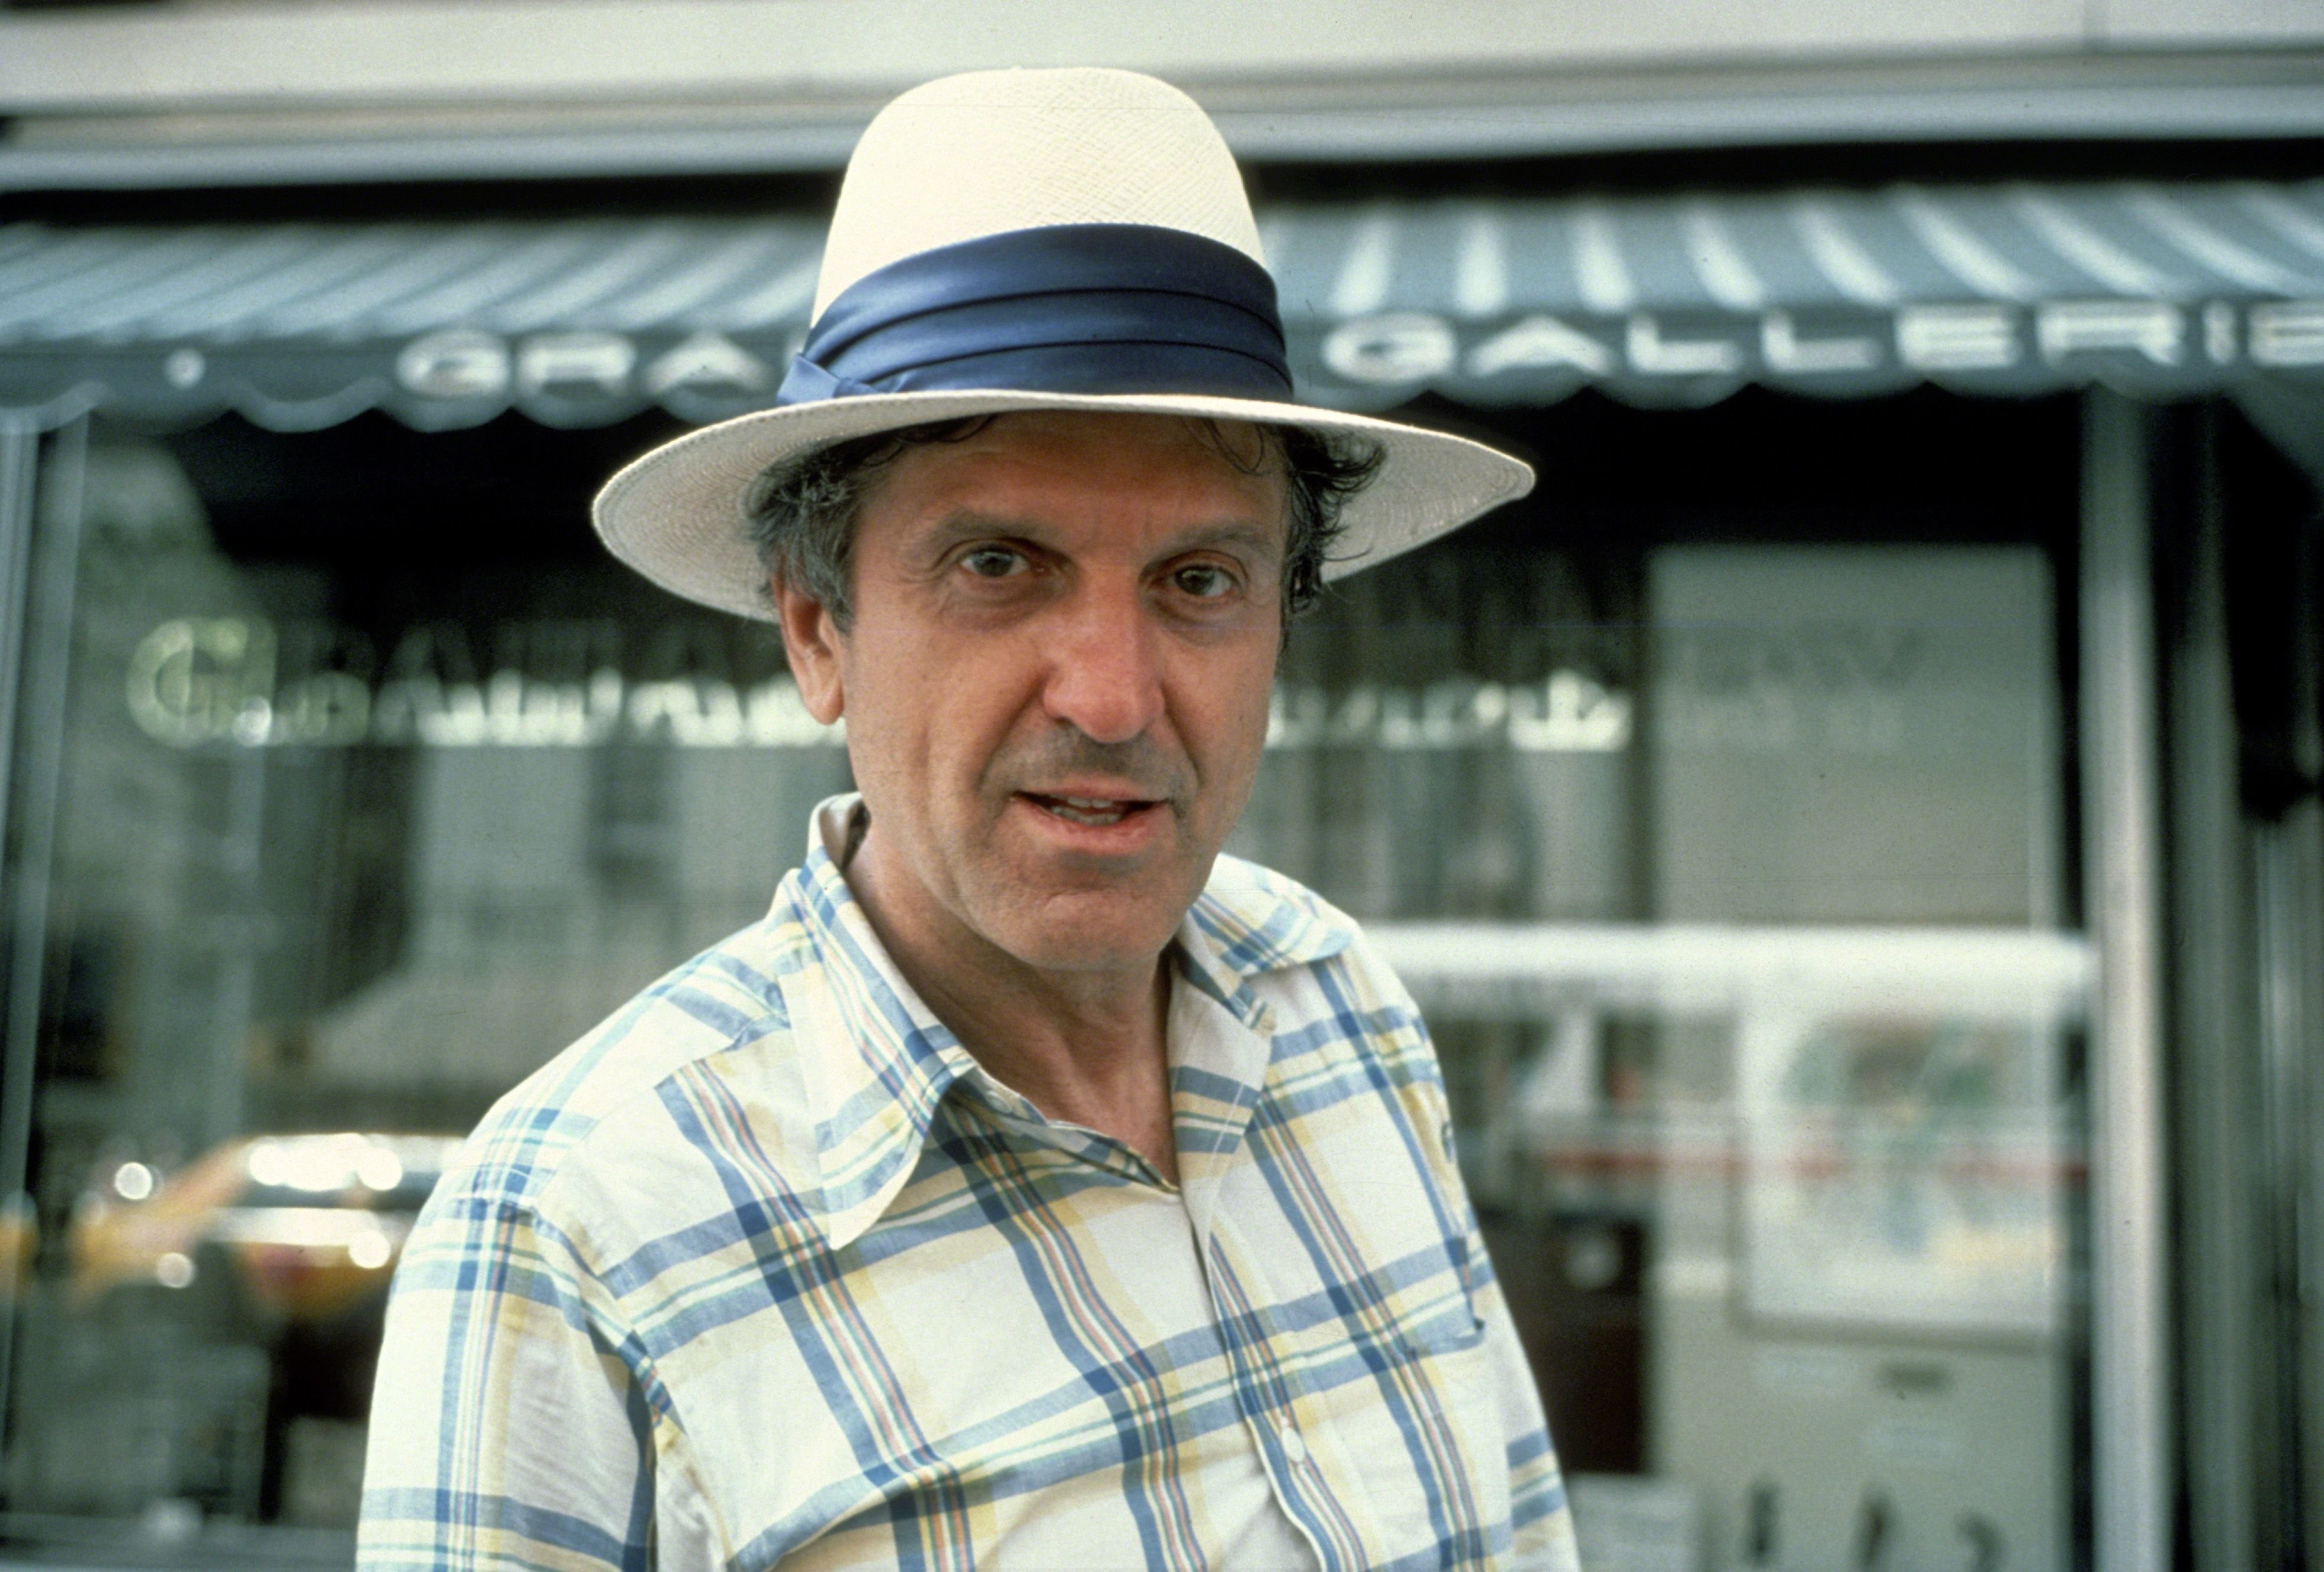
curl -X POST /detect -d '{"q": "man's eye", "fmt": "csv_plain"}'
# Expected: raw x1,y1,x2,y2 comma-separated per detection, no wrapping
1172,564,1236,599
960,546,1026,579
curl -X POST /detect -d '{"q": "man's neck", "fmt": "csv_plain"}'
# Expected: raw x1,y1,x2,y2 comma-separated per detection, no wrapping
841,824,1181,1187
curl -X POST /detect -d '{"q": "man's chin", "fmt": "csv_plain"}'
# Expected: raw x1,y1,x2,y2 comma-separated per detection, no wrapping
976,888,1193,977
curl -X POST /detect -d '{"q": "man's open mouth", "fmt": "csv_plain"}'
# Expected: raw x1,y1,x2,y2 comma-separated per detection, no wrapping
1021,793,1158,828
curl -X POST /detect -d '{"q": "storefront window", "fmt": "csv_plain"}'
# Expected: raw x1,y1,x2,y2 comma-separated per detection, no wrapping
0,392,2089,1569
1233,481,2082,1568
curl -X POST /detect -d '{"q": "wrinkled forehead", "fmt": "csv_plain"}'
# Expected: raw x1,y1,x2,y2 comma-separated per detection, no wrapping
865,410,1293,538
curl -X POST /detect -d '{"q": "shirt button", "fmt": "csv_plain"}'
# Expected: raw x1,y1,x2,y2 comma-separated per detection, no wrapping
1278,1421,1308,1465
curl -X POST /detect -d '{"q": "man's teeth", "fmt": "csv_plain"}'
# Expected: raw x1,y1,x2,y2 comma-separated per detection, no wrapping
1041,795,1133,825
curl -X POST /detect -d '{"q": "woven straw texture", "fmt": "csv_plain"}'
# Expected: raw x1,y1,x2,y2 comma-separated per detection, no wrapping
594,67,1536,620
814,68,1264,317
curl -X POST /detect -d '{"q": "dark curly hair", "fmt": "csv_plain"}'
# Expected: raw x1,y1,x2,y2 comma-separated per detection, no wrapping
743,416,1383,632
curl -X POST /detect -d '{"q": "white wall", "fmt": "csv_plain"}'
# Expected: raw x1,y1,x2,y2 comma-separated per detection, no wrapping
1,0,2317,116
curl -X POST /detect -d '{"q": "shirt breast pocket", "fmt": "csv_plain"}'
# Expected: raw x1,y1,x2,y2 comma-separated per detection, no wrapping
1396,1228,1490,1356
1397,1275,1518,1566
1339,1279,1513,1567
1377,1176,1518,1561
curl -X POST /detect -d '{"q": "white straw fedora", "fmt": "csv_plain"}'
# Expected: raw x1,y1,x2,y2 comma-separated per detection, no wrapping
592,67,1535,622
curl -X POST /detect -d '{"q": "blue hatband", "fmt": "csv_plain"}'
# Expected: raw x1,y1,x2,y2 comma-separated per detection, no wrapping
775,223,1291,406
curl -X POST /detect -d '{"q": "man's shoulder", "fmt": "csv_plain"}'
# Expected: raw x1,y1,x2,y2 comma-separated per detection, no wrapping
429,895,823,1231
1200,854,1436,1066
1197,853,1421,1000
1194,852,1368,976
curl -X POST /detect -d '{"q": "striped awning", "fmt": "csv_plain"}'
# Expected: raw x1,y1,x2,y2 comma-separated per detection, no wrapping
3,180,2322,433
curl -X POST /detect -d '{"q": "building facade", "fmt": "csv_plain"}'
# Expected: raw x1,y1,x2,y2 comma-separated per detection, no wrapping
2,4,2321,1568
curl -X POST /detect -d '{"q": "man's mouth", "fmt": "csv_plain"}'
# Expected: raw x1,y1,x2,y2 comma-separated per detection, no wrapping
1020,792,1158,827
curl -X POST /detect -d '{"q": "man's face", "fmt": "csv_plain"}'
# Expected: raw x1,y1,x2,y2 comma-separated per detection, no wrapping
779,410,1289,977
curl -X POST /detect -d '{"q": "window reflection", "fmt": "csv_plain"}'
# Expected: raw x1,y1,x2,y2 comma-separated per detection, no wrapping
2,422,2084,1570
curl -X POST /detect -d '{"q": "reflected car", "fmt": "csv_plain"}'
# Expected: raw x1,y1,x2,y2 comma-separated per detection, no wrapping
67,1132,463,1320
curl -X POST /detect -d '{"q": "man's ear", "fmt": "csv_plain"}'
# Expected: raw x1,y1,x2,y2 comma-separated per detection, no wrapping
771,573,846,725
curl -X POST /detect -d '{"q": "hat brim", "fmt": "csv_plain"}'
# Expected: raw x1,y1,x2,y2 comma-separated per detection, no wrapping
592,389,1536,622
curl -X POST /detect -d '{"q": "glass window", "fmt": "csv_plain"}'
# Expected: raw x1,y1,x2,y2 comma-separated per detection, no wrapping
0,391,2090,1570
1229,394,2088,1572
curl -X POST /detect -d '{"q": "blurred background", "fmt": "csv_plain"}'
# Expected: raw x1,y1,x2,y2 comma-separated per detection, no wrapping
0,2,2320,1568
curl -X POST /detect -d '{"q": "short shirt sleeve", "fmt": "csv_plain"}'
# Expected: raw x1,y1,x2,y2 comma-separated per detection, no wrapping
358,1178,661,1572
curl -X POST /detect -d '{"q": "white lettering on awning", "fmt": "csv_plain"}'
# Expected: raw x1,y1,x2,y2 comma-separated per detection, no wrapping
396,330,511,399
1762,312,1879,373
1627,315,1742,375
644,332,774,395
1321,313,1458,384
2036,301,2183,365
517,332,636,396
366,301,2323,411
2203,302,2238,364
2250,301,2324,366
1464,315,1613,377
1895,305,2019,371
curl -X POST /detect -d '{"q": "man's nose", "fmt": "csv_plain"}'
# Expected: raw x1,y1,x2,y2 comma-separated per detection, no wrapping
1040,583,1165,746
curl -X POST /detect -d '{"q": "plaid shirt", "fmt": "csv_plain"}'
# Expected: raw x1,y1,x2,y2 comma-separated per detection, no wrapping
360,803,1579,1571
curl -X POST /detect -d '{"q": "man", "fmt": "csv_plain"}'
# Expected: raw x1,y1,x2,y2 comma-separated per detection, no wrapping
361,67,1579,1570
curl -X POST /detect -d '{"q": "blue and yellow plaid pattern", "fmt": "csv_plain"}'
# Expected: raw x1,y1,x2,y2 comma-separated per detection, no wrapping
360,811,1579,1570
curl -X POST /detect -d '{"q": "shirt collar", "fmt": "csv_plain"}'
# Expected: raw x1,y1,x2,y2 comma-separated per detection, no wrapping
777,797,989,1250
1164,853,1358,1236
1178,853,1357,1012
777,795,1358,1250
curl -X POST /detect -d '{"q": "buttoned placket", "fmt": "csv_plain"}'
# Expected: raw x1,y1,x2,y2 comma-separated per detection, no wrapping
1167,951,1341,1571
954,942,1345,1567
798,801,1348,1567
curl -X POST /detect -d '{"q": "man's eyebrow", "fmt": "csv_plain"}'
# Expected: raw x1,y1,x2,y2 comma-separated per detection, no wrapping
1166,520,1282,559
896,510,1038,563
911,512,1286,559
